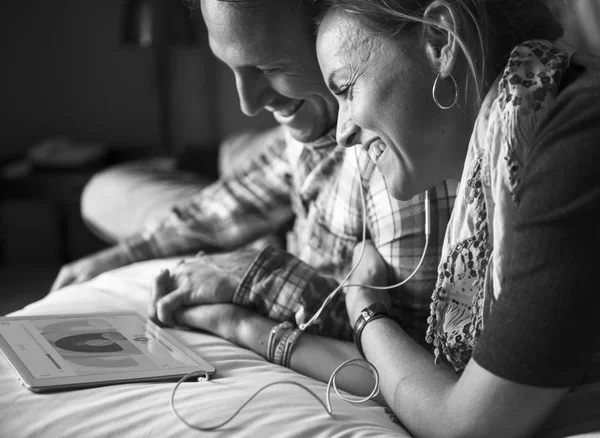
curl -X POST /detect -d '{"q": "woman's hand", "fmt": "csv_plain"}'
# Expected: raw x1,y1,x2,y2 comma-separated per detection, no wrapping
345,240,392,324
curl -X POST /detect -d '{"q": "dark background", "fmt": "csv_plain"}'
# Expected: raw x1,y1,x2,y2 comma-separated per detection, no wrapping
0,0,598,314
0,0,276,314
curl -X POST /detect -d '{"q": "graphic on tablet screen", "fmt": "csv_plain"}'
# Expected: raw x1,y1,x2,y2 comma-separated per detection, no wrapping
36,319,144,371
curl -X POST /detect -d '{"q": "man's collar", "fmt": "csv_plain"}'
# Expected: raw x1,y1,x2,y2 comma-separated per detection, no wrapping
305,127,337,150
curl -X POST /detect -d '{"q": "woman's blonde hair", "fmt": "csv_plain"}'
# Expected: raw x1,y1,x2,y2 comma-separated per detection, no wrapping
319,0,563,103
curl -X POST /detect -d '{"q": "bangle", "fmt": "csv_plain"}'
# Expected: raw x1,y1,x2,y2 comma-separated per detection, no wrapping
282,328,302,368
273,328,293,365
267,321,293,362
353,303,401,358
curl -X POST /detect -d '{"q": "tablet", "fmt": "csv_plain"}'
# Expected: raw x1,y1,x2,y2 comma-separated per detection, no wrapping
0,312,216,392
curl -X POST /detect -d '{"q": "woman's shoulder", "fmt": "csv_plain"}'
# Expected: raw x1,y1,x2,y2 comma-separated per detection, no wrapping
493,40,600,115
551,51,600,111
532,50,600,150
521,50,600,214
565,51,600,82
479,40,572,203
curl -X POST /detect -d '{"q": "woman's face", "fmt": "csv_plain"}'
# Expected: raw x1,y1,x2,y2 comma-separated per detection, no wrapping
317,9,468,200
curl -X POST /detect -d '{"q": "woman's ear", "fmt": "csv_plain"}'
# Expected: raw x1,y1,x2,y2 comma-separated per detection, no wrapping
422,0,459,78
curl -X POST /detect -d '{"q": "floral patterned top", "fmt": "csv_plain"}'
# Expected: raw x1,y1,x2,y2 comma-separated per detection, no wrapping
426,40,572,370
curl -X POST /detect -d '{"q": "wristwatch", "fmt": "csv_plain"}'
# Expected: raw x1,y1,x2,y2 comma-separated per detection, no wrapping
353,303,401,358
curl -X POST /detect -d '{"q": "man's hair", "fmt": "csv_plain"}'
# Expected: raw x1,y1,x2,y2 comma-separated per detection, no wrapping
318,0,563,104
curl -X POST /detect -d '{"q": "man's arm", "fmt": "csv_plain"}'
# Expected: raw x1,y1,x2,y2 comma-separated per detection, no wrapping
229,151,457,345
232,245,352,340
51,127,295,292
121,126,294,261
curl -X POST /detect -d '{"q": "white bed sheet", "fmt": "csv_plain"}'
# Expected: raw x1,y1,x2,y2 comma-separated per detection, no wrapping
0,259,412,438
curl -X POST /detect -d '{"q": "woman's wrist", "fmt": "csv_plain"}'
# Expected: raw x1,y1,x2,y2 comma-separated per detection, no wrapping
345,287,391,326
235,309,277,359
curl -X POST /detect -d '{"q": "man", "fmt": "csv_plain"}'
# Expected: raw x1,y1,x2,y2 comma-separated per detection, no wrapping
56,0,455,344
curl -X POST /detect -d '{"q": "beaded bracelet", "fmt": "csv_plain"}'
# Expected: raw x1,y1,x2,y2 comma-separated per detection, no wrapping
267,321,293,363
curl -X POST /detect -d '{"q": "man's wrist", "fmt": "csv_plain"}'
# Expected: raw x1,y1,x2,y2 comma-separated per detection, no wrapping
118,234,153,263
231,245,275,305
104,243,135,266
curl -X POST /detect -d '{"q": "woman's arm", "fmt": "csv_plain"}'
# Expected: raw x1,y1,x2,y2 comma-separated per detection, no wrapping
348,292,568,438
170,244,567,438
347,65,600,437
344,242,567,437
174,302,386,404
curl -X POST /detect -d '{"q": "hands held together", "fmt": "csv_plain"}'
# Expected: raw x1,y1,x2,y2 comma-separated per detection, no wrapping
148,251,256,336
149,241,392,359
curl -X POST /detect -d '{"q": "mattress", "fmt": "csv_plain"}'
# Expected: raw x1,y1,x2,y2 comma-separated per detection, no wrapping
0,258,412,438
2,258,598,437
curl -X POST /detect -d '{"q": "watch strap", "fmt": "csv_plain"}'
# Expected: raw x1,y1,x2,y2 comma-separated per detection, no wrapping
353,303,401,358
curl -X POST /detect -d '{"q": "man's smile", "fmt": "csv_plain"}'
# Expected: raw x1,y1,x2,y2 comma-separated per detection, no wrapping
269,100,305,119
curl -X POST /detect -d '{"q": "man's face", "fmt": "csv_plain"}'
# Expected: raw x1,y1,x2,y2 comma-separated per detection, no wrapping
201,0,338,143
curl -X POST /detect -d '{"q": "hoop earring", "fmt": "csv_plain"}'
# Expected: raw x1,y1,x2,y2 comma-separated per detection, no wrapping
432,73,459,110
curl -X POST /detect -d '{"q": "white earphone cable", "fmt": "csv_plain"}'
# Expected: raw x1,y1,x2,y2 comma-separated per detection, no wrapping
299,148,430,331
171,146,430,430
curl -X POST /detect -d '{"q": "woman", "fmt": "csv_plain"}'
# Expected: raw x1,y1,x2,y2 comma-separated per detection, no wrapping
315,0,600,437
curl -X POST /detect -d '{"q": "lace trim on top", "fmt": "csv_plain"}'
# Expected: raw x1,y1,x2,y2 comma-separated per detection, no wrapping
426,153,489,369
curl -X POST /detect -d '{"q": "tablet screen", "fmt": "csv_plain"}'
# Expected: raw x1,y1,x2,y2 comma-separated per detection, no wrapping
0,313,215,391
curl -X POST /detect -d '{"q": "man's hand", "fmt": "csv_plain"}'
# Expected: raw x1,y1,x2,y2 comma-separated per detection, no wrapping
50,245,131,292
150,268,270,354
149,250,258,327
345,240,391,324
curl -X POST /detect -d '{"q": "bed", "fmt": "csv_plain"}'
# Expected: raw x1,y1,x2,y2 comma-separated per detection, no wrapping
3,262,600,438
0,258,413,438
5,111,600,437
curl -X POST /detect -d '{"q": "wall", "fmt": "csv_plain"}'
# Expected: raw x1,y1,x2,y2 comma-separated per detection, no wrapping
548,0,600,55
214,62,277,138
0,0,276,163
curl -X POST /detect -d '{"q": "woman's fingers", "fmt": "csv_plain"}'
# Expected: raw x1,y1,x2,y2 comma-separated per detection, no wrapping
149,269,172,326
155,290,191,328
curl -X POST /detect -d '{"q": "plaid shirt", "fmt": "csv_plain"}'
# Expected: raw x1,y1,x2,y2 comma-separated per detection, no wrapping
122,126,456,344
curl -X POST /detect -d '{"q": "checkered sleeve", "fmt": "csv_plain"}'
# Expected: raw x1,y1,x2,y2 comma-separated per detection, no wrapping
232,245,353,341
120,129,295,262
365,171,457,347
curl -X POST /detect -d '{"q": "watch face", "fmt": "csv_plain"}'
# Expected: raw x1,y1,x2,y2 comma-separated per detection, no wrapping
362,303,389,322
353,303,393,358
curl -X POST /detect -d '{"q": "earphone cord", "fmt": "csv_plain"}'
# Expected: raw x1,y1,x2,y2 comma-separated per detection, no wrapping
170,358,380,431
298,147,431,331
170,147,430,430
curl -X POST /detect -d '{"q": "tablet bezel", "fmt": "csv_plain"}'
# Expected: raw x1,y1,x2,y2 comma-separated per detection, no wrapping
0,312,216,393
